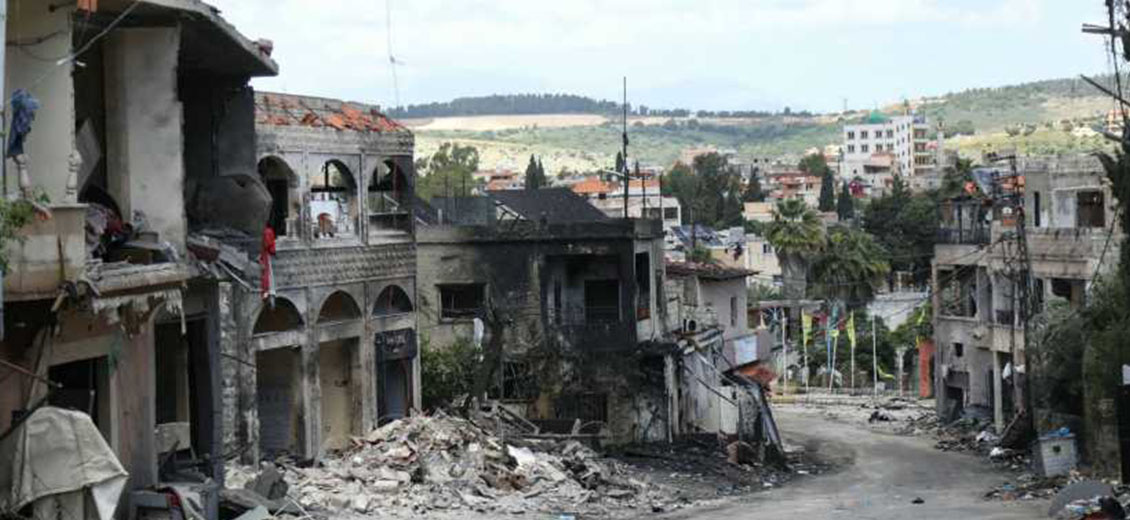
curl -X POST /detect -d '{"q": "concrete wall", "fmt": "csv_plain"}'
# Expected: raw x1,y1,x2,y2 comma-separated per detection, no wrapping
4,0,74,200
105,28,187,253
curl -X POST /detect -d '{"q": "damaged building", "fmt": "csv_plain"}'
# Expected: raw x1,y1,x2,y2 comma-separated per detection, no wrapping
933,155,1122,431
201,91,421,465
417,188,774,447
417,188,676,443
0,0,277,517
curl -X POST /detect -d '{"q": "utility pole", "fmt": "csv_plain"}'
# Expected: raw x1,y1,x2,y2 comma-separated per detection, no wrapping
872,314,878,396
622,76,629,219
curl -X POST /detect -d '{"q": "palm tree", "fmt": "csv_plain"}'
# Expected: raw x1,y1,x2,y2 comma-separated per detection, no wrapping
766,198,825,300
811,226,890,306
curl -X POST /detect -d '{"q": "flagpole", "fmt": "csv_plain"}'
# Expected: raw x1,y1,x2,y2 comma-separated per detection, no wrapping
781,314,788,396
850,318,856,391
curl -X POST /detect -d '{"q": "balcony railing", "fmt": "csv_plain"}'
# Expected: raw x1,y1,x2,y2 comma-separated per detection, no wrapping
937,226,991,245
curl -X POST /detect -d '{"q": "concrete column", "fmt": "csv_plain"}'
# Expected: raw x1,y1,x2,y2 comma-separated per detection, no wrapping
104,28,186,253
113,324,157,492
302,339,320,461
993,352,1004,431
359,316,377,432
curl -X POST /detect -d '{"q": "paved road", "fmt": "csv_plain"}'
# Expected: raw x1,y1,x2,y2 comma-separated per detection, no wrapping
659,406,1047,520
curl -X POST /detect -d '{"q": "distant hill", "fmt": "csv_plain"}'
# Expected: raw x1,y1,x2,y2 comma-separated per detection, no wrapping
915,75,1114,133
388,93,811,119
407,75,1119,172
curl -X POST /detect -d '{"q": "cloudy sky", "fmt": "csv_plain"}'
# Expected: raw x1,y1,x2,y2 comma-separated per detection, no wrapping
209,0,1111,113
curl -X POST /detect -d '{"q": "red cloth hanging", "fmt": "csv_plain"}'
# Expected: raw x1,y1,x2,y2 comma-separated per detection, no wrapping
261,226,276,298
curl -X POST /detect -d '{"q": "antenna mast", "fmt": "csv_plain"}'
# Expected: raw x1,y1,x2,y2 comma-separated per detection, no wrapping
622,76,629,219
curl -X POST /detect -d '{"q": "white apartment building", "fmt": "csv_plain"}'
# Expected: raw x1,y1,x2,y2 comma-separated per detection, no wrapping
841,112,935,179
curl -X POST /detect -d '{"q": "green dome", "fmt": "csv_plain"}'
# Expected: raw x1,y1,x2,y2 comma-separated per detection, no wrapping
863,110,889,124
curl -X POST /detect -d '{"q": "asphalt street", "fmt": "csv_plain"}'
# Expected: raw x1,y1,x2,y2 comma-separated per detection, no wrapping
657,405,1046,519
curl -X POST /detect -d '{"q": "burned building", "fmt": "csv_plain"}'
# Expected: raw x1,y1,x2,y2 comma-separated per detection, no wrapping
0,0,276,517
933,155,1121,431
204,92,421,464
417,189,675,443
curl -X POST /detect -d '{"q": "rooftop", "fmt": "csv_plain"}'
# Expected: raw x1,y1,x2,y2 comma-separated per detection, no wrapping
488,188,610,224
255,92,409,134
571,177,614,195
666,261,756,281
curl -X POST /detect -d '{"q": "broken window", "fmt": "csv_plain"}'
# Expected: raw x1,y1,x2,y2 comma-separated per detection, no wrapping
555,393,608,424
258,156,299,237
939,267,977,318
310,160,358,238
369,158,412,233
374,285,414,316
1033,191,1042,228
488,360,538,401
584,279,621,323
635,253,651,320
953,343,964,358
1076,190,1105,228
439,284,485,319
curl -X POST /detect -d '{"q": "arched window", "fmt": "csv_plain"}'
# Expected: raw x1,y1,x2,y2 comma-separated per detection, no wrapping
311,160,358,238
318,291,362,323
369,158,411,233
258,156,299,236
253,298,304,334
373,285,413,316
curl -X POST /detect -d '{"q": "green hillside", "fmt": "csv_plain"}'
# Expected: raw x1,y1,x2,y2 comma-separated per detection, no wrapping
413,75,1119,172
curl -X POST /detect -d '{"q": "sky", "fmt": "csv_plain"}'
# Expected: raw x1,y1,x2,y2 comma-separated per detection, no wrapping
209,0,1112,114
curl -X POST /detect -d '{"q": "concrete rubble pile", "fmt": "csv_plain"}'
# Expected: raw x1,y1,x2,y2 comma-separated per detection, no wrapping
227,411,680,517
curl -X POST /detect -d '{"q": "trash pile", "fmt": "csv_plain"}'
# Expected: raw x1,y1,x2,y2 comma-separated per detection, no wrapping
225,412,685,518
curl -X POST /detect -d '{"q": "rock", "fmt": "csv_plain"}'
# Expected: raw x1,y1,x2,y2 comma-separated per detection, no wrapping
351,494,371,513
912,497,924,504
371,479,402,493
726,441,756,465
378,467,412,483
246,465,289,500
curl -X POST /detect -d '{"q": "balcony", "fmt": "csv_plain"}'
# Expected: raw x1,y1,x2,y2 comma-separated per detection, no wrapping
937,226,991,246
548,304,636,351
4,204,87,301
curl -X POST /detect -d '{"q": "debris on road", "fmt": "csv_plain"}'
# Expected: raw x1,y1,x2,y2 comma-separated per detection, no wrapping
224,411,820,518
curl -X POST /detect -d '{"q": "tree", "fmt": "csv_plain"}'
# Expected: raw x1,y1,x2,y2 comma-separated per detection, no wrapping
765,198,824,300
861,183,937,288
742,175,765,203
525,154,545,190
664,154,744,228
836,182,854,221
615,151,625,173
416,142,479,200
811,226,890,306
798,153,831,177
818,169,836,211
537,158,547,186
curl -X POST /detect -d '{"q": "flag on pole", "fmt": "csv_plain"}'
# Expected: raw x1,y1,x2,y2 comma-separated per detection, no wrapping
802,312,812,347
846,312,856,349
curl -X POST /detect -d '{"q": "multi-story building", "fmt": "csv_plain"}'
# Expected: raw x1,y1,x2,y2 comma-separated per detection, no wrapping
841,112,935,181
0,1,275,516
416,189,675,443
221,91,420,463
591,179,682,231
932,156,1120,432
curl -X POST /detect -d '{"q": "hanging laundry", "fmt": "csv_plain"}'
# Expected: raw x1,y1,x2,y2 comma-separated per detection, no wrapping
7,89,40,158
